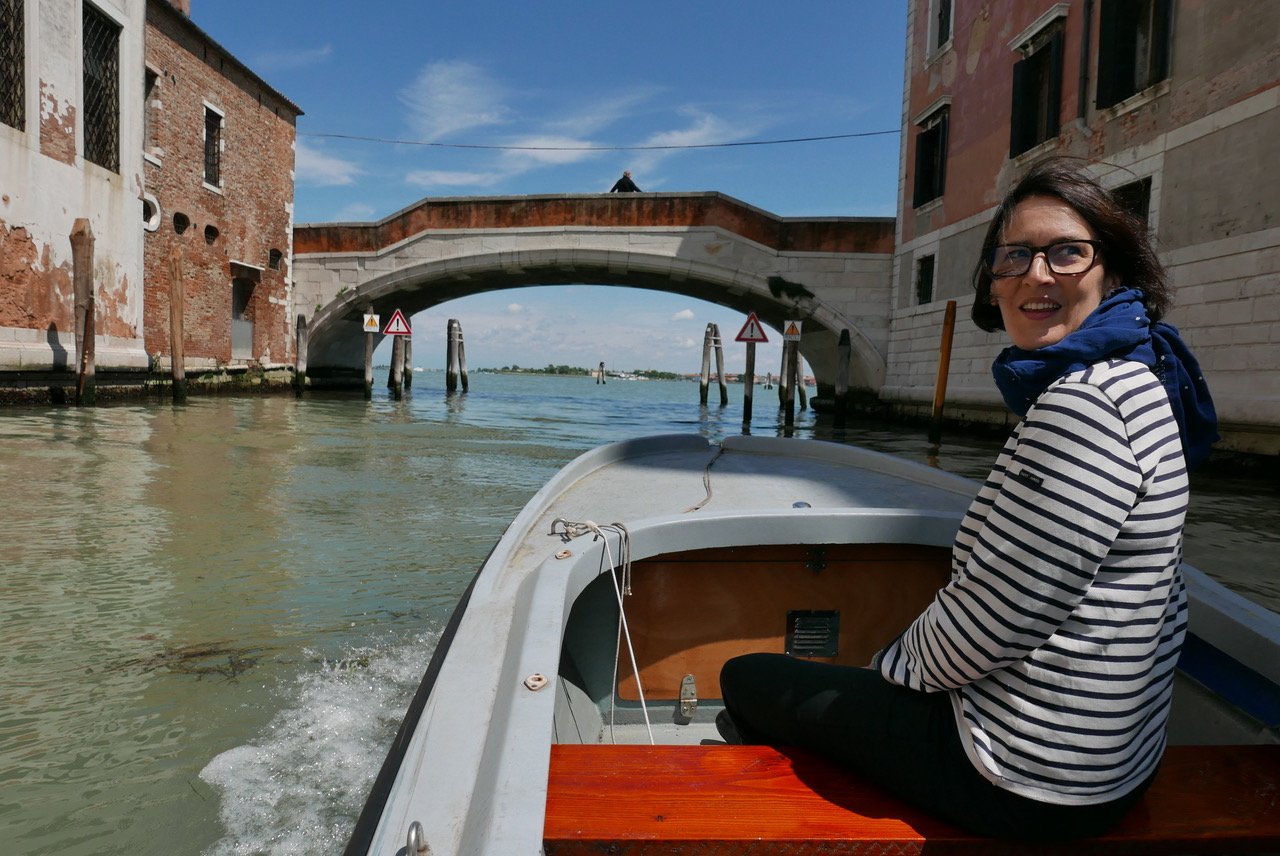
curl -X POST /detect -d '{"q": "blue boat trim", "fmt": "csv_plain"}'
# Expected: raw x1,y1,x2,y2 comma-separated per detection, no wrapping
1177,632,1280,728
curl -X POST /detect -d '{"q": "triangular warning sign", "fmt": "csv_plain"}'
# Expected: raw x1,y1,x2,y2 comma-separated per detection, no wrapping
383,309,412,336
783,320,802,341
735,312,769,343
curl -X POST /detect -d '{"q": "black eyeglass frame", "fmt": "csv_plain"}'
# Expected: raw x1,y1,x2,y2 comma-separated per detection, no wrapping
984,239,1105,278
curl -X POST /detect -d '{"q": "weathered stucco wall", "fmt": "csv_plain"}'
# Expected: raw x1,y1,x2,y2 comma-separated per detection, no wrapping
0,0,148,371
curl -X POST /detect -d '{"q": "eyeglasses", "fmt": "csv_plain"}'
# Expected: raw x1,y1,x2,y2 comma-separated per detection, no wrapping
985,240,1104,277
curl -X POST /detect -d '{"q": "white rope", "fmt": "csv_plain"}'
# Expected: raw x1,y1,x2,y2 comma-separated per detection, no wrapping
550,519,652,745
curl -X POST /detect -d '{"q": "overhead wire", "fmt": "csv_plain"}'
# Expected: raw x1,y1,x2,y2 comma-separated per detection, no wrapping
298,129,899,151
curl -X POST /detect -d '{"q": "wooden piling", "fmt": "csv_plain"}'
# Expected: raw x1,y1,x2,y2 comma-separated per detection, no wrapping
782,341,796,429
293,313,308,396
928,300,958,445
742,342,757,428
598,361,606,384
167,247,188,402
712,323,728,406
388,334,405,399
446,319,459,393
797,355,808,410
458,323,469,393
70,219,96,406
777,344,791,406
403,336,413,390
363,305,375,400
699,323,713,405
834,329,851,429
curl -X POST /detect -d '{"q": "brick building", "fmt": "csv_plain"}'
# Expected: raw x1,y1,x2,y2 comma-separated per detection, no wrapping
886,0,1280,454
143,0,301,372
0,0,149,373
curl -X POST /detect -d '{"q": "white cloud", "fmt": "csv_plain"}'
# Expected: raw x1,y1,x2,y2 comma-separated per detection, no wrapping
498,135,602,168
506,303,523,314
405,169,505,189
295,141,361,186
671,309,695,321
400,60,511,141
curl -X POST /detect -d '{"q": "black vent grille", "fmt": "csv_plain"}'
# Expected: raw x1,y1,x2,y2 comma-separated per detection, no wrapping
785,610,839,658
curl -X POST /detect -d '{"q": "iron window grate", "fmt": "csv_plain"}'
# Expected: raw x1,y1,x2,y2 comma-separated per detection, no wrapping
204,107,221,186
0,0,23,130
83,3,120,172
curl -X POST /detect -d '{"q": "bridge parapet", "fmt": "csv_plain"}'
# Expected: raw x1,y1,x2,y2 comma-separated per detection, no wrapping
293,192,896,393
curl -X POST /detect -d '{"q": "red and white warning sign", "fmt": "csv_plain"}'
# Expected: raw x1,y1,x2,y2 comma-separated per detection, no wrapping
735,312,769,344
782,319,803,341
382,309,412,336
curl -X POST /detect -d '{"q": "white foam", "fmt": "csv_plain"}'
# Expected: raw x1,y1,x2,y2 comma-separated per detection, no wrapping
201,632,439,855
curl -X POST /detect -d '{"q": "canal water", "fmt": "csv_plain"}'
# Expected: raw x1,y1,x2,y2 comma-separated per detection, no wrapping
2,372,1277,856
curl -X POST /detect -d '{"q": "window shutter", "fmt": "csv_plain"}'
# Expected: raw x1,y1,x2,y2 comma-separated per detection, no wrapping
913,129,929,208
1046,29,1064,139
1096,1,1121,107
1152,0,1173,84
1010,56,1031,156
937,111,948,196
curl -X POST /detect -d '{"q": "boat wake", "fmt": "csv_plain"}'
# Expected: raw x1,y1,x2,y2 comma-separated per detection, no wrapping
199,632,440,855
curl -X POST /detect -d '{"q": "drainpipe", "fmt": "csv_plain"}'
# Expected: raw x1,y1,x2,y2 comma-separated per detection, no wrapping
1078,0,1094,119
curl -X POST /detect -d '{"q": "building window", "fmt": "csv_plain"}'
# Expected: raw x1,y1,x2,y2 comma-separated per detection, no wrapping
204,106,222,186
268,248,283,270
912,107,948,208
82,3,120,171
932,0,953,50
915,254,936,305
232,278,255,359
1113,176,1153,225
143,68,158,151
0,0,23,131
1010,26,1064,157
1096,0,1172,108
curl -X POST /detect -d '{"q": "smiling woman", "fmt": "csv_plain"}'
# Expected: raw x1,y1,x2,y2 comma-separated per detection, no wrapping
719,159,1222,841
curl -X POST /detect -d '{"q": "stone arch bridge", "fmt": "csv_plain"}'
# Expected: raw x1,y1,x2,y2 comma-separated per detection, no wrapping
292,193,895,395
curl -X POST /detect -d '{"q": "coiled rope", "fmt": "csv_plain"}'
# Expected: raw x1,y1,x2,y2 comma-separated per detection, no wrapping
549,518,651,744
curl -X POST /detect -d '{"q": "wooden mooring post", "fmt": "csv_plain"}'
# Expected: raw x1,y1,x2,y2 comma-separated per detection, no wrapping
699,323,713,405
387,335,405,399
446,318,469,393
168,247,187,402
928,300,958,445
833,329,851,430
402,336,413,390
597,361,606,384
293,313,307,396
363,305,375,400
781,340,796,428
70,219,96,406
742,342,757,428
712,323,728,406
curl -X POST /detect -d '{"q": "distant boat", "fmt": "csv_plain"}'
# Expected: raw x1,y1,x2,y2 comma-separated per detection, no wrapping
345,434,1280,855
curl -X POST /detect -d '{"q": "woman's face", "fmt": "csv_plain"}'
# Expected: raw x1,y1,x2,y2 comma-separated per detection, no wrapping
990,195,1118,350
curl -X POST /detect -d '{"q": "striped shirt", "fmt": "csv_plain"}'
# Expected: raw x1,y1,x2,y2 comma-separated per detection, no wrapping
878,359,1189,805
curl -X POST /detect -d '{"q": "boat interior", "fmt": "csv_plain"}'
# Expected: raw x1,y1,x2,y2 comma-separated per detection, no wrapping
552,539,1278,748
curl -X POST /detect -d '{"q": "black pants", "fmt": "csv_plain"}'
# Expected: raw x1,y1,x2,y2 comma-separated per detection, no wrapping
719,653,1154,841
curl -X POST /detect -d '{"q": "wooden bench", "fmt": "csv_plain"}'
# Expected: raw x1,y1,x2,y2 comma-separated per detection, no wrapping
544,743,1280,855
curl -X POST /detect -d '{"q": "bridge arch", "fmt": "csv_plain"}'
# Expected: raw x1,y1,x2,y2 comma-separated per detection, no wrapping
293,192,895,393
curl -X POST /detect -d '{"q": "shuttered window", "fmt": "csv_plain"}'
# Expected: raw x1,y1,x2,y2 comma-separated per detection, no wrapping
1096,0,1172,108
912,107,948,208
1010,28,1063,157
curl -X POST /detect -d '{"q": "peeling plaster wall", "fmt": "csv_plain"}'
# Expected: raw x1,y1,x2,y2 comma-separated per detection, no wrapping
1,0,148,371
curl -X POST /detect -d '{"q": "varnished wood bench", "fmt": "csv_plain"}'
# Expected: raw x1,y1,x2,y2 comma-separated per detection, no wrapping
544,743,1280,855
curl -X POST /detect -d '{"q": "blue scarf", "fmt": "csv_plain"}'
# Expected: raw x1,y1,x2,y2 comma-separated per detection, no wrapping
992,287,1219,470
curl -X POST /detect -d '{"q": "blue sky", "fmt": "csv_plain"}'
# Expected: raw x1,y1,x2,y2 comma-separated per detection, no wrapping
194,1,909,372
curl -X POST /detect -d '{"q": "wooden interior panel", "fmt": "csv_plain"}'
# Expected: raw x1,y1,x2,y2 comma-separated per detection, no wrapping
615,543,950,700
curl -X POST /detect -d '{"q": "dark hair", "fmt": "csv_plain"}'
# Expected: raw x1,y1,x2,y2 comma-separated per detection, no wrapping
971,159,1170,332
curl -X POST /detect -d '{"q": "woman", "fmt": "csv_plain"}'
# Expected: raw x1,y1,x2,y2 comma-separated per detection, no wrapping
718,159,1219,840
